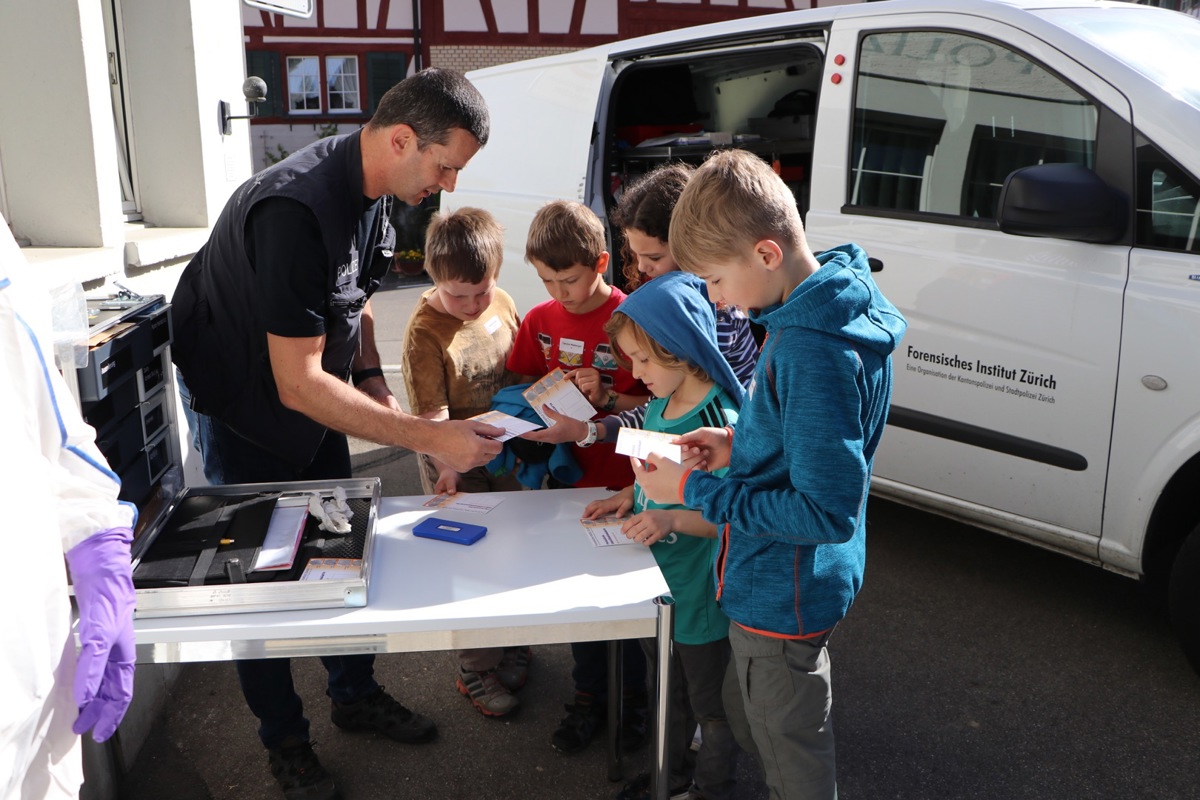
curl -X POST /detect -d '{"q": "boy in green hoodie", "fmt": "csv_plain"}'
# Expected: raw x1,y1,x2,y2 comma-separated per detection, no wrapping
634,149,907,799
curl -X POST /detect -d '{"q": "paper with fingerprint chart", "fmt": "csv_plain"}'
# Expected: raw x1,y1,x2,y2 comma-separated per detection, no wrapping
300,558,363,581
522,369,596,427
422,493,505,514
580,515,639,547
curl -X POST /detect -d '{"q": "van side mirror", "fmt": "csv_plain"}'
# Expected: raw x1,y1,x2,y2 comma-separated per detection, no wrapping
996,162,1127,244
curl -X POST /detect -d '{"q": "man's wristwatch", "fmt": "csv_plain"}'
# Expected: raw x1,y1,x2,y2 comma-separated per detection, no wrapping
576,420,599,448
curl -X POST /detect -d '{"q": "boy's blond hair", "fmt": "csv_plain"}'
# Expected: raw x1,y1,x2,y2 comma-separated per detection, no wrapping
525,200,607,271
604,312,711,384
423,207,505,284
669,149,806,274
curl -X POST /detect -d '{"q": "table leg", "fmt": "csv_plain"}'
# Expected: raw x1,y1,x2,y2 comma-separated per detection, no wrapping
607,639,624,781
652,596,674,800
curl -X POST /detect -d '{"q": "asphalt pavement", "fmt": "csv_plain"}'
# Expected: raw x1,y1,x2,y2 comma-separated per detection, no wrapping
116,269,1200,799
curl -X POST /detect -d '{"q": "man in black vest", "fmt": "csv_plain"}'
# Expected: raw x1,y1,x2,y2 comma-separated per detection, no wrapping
172,68,502,800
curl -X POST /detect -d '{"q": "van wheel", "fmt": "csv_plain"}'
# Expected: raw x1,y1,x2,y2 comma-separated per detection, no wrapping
1168,524,1200,674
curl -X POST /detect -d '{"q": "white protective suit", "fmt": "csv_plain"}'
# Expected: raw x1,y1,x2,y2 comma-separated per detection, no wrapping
0,241,136,799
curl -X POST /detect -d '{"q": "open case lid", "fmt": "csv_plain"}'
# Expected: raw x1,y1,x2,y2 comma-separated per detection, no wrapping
131,477,381,619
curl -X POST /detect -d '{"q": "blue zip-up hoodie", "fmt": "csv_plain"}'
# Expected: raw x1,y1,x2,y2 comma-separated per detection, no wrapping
683,243,907,637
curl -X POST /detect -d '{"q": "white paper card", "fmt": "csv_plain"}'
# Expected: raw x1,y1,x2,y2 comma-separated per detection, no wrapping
468,409,543,441
522,369,596,427
253,497,310,571
615,427,683,464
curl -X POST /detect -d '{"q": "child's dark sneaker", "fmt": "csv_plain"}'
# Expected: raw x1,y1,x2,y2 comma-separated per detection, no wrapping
614,771,694,800
621,690,650,752
330,685,437,743
551,691,607,754
267,736,340,800
495,645,532,691
457,667,520,717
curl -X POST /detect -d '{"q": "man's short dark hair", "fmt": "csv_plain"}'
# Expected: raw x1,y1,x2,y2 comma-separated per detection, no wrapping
368,67,490,148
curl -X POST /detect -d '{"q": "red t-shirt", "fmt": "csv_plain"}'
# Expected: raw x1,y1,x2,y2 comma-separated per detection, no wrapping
507,289,646,489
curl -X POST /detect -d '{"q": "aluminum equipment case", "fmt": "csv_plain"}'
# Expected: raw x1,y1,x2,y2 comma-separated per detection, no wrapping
130,477,382,619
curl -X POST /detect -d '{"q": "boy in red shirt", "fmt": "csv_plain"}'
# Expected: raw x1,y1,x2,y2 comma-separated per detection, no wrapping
507,199,646,490
507,199,651,754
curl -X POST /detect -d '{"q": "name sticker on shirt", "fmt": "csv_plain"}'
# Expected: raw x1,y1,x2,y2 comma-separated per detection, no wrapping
559,337,585,369
484,315,502,335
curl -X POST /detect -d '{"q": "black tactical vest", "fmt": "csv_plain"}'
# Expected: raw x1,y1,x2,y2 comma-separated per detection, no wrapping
172,130,394,469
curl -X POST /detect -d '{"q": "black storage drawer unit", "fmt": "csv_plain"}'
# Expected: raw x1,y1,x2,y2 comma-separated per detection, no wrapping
81,295,175,507
78,300,171,403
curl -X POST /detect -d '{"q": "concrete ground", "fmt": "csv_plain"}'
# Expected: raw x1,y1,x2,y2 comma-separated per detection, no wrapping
117,269,769,800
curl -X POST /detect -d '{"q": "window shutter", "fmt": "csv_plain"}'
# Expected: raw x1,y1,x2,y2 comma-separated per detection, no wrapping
366,52,408,115
246,50,284,118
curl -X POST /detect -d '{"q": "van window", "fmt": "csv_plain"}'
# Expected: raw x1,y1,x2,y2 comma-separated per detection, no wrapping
1136,137,1200,254
849,30,1098,220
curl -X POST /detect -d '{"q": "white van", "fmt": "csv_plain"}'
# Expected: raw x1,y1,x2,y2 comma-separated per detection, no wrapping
443,0,1200,670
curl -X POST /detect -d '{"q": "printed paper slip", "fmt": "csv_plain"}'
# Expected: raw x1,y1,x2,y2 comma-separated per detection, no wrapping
252,496,310,571
522,369,596,427
580,516,639,547
615,427,683,464
422,493,505,514
300,558,363,581
468,409,543,441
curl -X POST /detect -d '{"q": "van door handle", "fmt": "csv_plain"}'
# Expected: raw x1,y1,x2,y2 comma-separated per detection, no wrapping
868,257,883,272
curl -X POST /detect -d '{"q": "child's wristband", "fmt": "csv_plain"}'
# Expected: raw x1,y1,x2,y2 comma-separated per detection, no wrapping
677,466,696,505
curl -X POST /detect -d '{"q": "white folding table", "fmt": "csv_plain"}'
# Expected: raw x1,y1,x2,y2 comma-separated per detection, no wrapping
132,487,675,799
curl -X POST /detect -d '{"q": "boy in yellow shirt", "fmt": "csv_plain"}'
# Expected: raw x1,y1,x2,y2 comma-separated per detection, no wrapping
400,207,529,717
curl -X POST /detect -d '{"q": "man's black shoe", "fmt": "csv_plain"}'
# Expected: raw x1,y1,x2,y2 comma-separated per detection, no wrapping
267,736,339,800
330,685,438,743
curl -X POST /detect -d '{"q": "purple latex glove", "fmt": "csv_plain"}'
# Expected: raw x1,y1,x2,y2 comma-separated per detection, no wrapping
65,527,136,742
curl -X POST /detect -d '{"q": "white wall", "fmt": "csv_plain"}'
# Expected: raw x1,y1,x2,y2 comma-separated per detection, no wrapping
0,0,123,249
0,0,251,293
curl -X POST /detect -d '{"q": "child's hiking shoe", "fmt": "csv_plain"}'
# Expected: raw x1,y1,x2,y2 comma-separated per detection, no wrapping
457,667,520,717
621,690,650,753
614,771,694,800
267,736,340,800
551,691,606,754
496,645,532,691
330,685,437,743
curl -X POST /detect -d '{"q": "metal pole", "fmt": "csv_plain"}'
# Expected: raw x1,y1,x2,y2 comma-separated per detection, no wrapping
652,595,675,800
607,639,623,781
411,0,422,72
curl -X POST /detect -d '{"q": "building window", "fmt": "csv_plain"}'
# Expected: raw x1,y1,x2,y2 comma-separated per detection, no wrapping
366,52,407,114
327,56,360,112
287,56,321,113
